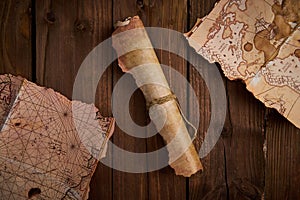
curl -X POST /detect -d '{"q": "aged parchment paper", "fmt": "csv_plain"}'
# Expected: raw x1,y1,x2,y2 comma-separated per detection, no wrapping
112,16,203,177
186,0,300,128
0,74,114,199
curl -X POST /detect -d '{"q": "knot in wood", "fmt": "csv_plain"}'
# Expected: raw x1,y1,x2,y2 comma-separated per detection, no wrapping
75,20,92,32
221,127,232,137
45,11,55,24
76,23,85,31
136,0,144,8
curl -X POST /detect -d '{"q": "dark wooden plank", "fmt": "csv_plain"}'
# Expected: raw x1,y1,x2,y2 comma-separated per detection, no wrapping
112,1,148,200
35,1,113,199
35,0,50,85
265,110,300,200
188,56,228,199
0,0,32,79
224,80,265,199
188,0,228,199
189,64,265,200
142,0,188,199
36,0,77,96
188,0,265,199
189,0,217,25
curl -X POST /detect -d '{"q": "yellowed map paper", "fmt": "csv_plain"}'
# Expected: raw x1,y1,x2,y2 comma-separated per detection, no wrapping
186,0,300,128
0,74,114,199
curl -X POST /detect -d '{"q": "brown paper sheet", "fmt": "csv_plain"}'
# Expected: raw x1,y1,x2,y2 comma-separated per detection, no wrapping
0,74,114,199
186,0,300,128
112,16,203,177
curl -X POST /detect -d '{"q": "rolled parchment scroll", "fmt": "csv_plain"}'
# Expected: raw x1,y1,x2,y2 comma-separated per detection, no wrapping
112,16,203,177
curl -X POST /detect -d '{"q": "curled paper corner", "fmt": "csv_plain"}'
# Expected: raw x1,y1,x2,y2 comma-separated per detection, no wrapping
114,16,132,28
184,18,203,38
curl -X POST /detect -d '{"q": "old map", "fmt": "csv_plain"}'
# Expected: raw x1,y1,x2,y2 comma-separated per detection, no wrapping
186,0,300,128
0,74,114,199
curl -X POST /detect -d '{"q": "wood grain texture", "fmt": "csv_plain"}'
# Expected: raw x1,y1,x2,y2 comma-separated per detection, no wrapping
188,0,265,199
112,1,148,200
265,110,300,200
188,0,228,199
1,0,299,199
0,0,32,79
36,0,114,98
188,54,227,199
224,80,265,199
143,0,188,199
35,1,113,199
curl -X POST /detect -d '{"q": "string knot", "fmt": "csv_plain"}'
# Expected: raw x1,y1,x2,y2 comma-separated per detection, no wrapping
146,92,177,110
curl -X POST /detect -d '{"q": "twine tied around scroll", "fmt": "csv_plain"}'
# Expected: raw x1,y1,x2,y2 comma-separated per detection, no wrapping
146,92,198,140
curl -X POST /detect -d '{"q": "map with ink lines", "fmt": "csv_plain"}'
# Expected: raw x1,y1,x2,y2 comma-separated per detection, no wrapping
186,0,300,128
0,74,114,199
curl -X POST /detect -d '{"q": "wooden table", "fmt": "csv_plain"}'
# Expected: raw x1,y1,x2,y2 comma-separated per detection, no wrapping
0,0,299,199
